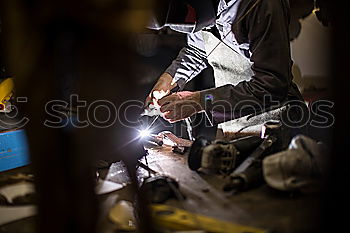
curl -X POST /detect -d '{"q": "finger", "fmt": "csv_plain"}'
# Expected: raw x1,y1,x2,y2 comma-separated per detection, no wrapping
158,93,178,106
144,96,152,108
170,109,184,122
168,118,181,123
160,102,175,113
144,88,156,107
163,110,175,122
163,109,186,123
166,112,183,123
157,95,171,106
165,110,185,123
161,101,187,117
153,89,170,100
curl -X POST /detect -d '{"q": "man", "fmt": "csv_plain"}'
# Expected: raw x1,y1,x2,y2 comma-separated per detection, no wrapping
145,0,304,131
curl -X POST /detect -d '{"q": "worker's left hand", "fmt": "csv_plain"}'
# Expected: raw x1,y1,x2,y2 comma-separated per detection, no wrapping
158,91,203,123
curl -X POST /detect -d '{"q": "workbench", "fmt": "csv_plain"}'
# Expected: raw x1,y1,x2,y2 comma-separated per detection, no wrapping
96,144,322,233
0,142,322,233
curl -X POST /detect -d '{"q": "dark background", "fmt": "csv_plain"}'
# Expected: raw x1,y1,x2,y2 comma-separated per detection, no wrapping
0,0,348,233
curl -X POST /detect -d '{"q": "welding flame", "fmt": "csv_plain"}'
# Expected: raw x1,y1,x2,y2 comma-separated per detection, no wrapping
139,129,151,138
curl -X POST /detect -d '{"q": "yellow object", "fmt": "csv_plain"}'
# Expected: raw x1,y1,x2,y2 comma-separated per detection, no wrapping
108,200,136,231
0,78,14,112
150,204,269,233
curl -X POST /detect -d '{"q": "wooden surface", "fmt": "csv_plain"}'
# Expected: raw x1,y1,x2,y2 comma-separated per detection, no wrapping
97,144,322,233
0,145,322,233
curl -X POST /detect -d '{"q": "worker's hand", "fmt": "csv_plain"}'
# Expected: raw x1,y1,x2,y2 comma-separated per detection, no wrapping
159,91,203,123
144,73,177,108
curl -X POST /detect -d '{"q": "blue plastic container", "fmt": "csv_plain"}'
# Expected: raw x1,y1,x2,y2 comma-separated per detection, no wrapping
0,129,30,172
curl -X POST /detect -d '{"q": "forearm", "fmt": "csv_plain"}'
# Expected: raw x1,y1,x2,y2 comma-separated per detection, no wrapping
199,82,285,124
165,31,208,89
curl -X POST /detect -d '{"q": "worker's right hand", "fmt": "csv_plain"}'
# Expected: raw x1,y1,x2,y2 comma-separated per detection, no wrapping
144,73,177,108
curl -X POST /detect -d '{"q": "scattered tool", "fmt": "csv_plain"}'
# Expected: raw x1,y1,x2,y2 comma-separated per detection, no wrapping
150,204,269,233
135,156,269,233
108,200,136,231
187,120,289,192
223,137,276,192
188,135,262,174
223,120,288,192
140,176,185,204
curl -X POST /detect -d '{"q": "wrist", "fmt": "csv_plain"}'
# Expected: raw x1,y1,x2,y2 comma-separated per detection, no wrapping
193,91,204,111
159,72,177,89
198,90,214,112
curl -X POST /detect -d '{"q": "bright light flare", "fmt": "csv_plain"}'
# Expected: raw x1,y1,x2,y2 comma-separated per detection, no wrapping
139,129,151,138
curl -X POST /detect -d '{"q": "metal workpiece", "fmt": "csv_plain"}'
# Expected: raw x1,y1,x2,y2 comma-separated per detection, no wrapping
143,133,164,146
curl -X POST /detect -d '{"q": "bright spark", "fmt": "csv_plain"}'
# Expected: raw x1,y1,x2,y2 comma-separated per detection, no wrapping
139,129,151,138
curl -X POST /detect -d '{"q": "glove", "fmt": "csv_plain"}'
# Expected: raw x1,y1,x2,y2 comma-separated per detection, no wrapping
159,91,202,123
144,73,177,109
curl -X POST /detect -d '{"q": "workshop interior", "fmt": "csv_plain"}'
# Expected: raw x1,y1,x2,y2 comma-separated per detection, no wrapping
0,0,348,233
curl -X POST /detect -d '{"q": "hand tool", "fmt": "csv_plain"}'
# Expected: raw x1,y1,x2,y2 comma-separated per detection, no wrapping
150,204,269,233
224,120,287,192
188,135,262,174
